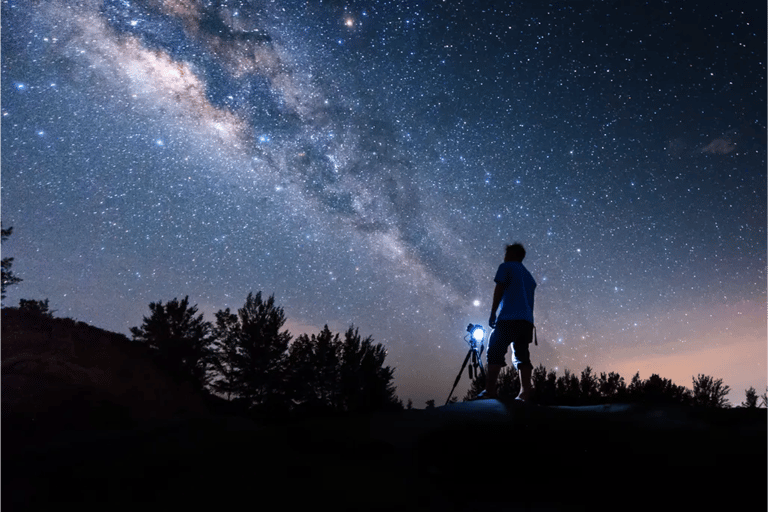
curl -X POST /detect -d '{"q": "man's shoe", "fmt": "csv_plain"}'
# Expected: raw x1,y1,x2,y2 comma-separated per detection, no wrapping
475,390,498,400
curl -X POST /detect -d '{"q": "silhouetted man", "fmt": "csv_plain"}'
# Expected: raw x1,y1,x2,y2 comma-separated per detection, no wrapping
479,243,537,401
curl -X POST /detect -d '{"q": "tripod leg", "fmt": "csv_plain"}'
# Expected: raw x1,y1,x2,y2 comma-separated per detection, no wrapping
475,350,486,382
445,349,473,405
472,348,486,389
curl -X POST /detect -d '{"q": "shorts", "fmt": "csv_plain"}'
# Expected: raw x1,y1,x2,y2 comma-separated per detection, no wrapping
487,320,534,370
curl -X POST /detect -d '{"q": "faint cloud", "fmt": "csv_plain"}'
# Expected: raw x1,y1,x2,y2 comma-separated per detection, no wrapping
701,129,739,155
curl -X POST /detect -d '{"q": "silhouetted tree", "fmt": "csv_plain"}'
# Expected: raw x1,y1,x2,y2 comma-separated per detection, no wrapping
627,371,644,401
643,374,691,405
425,399,435,409
131,296,212,391
556,369,581,405
462,366,519,402
18,298,54,319
282,323,401,414
760,388,768,408
208,308,243,400
463,373,485,401
598,371,627,402
496,366,520,401
741,387,759,408
1,225,22,302
339,326,401,412
532,364,557,405
315,326,343,409
284,326,342,412
407,399,413,410
579,366,599,404
692,374,731,408
232,292,292,409
284,332,319,411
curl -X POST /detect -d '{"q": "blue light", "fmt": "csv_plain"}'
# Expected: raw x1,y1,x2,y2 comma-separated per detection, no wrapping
471,325,485,342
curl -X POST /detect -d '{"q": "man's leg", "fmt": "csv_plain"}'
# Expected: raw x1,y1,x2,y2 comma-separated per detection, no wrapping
486,363,503,397
485,323,509,398
517,365,532,401
511,321,535,401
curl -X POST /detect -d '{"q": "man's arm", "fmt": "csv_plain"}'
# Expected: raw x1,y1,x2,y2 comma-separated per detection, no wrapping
489,282,505,327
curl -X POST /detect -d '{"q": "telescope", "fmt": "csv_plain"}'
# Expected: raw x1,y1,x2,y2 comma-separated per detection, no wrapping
445,323,488,405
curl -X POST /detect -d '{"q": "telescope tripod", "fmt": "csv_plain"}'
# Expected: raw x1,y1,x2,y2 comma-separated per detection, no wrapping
445,337,486,405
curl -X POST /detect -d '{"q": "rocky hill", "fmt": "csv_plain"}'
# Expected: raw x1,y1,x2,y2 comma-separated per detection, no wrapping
1,307,210,440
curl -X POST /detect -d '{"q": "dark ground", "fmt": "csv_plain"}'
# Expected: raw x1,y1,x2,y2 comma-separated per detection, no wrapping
3,400,765,512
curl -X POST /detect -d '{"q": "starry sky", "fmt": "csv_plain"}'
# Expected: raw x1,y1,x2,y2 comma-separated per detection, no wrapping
2,0,766,407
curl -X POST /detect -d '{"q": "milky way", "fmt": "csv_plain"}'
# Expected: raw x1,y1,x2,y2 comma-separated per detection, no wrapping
3,0,766,406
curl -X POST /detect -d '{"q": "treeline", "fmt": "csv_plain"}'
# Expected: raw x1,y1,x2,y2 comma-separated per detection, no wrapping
129,292,403,416
5,226,764,414
462,365,766,408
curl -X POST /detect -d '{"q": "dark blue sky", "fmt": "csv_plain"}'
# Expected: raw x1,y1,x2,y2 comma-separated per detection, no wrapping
3,0,765,406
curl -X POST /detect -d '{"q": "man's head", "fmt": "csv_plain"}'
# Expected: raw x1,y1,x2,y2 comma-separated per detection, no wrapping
504,243,526,262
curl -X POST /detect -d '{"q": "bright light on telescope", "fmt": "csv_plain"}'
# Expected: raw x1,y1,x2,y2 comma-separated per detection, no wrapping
470,325,485,342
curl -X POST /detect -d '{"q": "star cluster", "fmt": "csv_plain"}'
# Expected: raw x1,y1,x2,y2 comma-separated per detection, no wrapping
2,0,765,405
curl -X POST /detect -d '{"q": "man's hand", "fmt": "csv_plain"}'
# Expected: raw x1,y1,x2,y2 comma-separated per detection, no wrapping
488,313,497,329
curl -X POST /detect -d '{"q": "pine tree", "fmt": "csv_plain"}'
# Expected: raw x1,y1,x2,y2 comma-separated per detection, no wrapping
463,373,485,401
644,374,691,405
285,326,343,412
284,333,319,411
18,298,54,319
1,225,22,302
598,371,626,402
130,296,212,390
531,364,553,404
557,369,581,405
741,387,758,408
208,308,242,400
579,366,599,404
284,324,401,413
315,326,342,409
234,292,292,409
627,371,644,401
340,326,400,412
496,366,520,401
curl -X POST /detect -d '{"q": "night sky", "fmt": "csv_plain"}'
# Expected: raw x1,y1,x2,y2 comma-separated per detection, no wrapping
2,0,765,407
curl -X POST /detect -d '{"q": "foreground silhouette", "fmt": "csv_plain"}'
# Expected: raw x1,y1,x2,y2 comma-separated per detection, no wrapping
3,306,766,511
464,364,742,408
